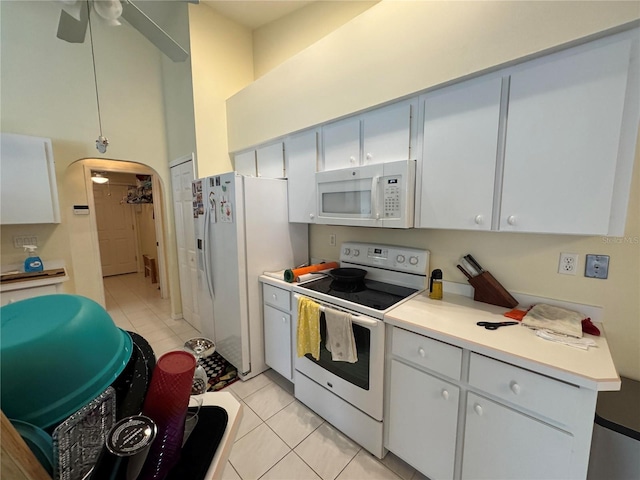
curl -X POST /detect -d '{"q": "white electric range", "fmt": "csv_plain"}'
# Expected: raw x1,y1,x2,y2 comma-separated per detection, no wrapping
292,242,429,457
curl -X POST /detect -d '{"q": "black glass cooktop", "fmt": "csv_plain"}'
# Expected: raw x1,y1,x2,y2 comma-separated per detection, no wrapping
299,277,418,311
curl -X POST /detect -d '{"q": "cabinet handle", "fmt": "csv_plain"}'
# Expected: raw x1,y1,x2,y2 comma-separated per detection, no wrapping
510,381,521,395
507,215,517,226
282,317,287,324
349,156,357,165
272,294,277,301
366,153,373,163
441,389,450,400
474,404,483,416
418,347,426,358
309,213,315,219
474,215,484,225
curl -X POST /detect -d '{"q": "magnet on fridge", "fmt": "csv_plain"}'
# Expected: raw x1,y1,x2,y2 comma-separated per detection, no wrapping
222,202,233,223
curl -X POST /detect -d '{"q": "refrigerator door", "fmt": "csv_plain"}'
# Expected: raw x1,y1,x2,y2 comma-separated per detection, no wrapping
209,173,251,374
194,178,214,342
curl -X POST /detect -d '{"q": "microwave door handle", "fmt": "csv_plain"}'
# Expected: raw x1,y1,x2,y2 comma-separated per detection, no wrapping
371,176,381,220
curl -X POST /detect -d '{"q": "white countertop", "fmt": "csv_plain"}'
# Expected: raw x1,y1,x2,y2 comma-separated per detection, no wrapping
259,272,327,290
384,291,620,392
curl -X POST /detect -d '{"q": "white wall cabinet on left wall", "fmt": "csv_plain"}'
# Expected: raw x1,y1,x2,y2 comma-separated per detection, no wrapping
0,133,60,224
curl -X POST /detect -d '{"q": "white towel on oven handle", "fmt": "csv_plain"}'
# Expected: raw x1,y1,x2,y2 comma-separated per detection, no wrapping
324,307,358,363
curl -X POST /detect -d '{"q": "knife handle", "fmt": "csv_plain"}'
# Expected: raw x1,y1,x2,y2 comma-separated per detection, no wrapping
460,257,479,277
457,264,473,280
465,254,485,273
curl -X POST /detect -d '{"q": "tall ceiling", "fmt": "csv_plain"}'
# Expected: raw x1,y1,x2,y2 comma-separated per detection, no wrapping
201,1,314,30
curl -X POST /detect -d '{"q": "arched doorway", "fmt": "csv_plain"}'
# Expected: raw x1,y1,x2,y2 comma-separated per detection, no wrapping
65,158,170,308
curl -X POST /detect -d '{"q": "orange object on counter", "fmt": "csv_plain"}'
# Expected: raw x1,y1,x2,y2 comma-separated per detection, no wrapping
284,262,339,282
503,308,527,321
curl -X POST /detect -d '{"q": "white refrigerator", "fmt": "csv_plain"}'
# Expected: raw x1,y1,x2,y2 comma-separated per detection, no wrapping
192,173,308,380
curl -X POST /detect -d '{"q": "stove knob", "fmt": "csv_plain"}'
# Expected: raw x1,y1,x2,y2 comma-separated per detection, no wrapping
396,255,406,263
353,249,360,257
344,248,351,256
409,256,419,265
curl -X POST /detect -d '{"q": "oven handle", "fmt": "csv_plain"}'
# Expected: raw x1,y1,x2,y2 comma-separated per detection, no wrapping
294,294,380,328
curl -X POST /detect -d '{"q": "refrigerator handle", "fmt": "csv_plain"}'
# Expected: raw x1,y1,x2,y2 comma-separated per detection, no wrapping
203,205,214,298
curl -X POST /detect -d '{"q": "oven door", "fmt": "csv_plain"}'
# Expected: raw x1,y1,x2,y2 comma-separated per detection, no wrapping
294,303,385,421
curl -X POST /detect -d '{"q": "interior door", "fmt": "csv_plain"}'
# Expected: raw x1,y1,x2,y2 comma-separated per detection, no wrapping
94,184,138,276
170,159,200,331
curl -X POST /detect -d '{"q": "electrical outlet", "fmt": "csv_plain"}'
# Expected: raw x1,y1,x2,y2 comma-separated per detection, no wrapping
13,235,38,248
558,252,578,275
585,254,609,279
329,234,336,246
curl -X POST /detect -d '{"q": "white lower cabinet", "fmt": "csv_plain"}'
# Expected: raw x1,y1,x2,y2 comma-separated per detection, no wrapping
386,327,589,480
0,284,58,306
461,392,573,480
264,304,292,380
261,281,294,382
387,359,459,480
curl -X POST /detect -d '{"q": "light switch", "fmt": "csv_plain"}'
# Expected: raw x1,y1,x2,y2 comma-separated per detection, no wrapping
585,254,609,279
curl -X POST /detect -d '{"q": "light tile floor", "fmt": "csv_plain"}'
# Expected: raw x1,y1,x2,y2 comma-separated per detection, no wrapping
105,273,428,480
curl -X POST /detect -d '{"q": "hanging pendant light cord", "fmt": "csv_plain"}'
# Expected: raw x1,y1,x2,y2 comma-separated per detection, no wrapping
87,1,104,137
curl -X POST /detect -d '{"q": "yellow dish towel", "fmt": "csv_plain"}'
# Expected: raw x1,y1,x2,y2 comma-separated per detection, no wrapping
297,296,321,360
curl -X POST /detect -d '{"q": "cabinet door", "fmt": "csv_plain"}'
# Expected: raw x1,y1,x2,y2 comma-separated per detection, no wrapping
363,101,413,165
322,116,360,171
286,130,318,223
418,77,502,230
500,38,632,234
462,393,573,480
234,150,256,176
257,142,285,178
1,285,58,306
0,133,60,224
387,359,459,479
264,304,292,381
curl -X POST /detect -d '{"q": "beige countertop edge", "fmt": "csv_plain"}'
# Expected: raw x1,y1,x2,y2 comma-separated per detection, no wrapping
0,272,69,292
384,293,621,392
203,391,243,480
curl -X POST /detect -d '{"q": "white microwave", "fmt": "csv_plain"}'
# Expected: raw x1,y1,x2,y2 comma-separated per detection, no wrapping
315,160,416,228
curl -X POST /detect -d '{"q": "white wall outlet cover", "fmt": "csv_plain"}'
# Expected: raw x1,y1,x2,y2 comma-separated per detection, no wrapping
585,254,610,279
558,252,579,275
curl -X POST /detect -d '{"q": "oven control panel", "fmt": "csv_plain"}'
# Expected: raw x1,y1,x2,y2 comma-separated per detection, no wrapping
340,242,429,276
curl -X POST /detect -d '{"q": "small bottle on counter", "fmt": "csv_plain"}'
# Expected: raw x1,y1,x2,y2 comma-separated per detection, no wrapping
23,245,43,272
429,269,443,300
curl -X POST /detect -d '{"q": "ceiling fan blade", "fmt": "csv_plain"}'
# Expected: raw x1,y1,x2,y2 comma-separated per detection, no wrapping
56,1,89,43
121,0,189,62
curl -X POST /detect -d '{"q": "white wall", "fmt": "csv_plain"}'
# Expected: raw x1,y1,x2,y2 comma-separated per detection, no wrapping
187,3,254,178
0,1,180,312
227,1,640,152
228,1,640,380
252,1,378,78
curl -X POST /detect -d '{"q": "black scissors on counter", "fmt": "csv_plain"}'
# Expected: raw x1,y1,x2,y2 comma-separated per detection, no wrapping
476,321,519,330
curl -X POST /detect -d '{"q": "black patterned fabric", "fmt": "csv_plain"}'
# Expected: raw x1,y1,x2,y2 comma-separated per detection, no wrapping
200,352,239,391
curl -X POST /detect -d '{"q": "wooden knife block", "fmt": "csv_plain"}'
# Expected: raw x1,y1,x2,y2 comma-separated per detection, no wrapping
468,271,518,309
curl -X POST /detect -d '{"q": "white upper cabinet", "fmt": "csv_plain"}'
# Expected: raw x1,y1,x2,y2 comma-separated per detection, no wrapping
234,142,285,178
417,30,638,235
362,101,414,166
285,129,318,223
418,76,503,230
322,116,360,171
234,149,256,176
1,133,60,225
322,99,417,171
256,142,285,178
500,35,635,235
